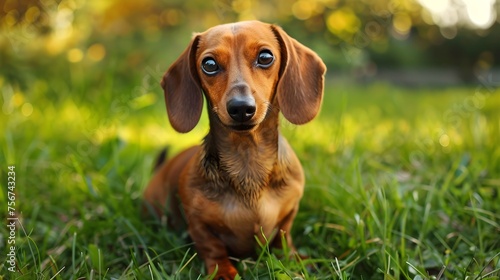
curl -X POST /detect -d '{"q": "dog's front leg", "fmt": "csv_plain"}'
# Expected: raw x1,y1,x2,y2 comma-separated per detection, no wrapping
188,221,238,280
271,205,299,254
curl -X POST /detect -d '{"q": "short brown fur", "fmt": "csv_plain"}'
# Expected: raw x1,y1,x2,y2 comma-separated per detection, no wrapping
143,21,326,279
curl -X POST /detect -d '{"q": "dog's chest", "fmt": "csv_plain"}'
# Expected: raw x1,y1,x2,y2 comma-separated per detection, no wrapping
218,186,301,256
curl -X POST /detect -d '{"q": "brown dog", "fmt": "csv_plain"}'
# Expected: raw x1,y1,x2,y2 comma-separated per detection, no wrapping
143,20,326,279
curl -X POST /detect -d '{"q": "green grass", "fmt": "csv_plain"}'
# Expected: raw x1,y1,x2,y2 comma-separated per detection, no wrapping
1,53,500,278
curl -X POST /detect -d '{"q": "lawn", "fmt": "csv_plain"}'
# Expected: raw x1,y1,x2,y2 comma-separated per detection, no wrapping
1,50,499,278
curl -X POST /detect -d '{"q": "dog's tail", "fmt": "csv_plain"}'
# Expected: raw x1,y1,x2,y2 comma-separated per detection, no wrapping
153,147,169,172
143,147,169,220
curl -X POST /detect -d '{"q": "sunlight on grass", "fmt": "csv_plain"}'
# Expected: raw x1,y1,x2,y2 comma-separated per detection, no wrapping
1,82,499,279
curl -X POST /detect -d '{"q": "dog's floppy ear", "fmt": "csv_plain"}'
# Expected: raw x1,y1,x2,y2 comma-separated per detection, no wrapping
271,25,326,125
161,35,203,133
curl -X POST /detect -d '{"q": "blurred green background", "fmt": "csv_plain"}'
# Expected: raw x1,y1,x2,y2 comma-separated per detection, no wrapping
1,0,500,279
2,0,500,154
2,0,500,87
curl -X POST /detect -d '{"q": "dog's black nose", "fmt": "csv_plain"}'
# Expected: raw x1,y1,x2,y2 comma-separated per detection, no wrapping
227,96,256,122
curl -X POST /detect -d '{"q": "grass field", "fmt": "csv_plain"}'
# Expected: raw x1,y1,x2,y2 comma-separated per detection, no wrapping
1,52,500,279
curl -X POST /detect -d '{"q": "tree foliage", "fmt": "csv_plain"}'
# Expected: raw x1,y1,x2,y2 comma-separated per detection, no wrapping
1,0,499,81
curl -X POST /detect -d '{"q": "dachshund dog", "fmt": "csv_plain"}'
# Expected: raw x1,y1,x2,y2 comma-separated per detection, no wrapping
143,20,326,279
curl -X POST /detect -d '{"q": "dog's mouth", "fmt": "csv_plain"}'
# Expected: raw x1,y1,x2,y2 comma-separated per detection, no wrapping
211,102,269,132
230,123,257,131
211,109,258,132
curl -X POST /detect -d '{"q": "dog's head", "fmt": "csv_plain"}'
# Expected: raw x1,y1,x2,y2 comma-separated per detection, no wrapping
161,21,326,133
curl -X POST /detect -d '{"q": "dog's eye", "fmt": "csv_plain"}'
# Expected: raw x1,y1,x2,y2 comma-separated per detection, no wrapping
257,50,274,68
201,58,220,75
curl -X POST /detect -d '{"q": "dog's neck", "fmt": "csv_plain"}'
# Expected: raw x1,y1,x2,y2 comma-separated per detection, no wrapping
200,108,282,204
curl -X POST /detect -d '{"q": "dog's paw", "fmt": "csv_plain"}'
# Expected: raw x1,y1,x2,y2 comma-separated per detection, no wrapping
209,263,239,280
213,271,238,280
